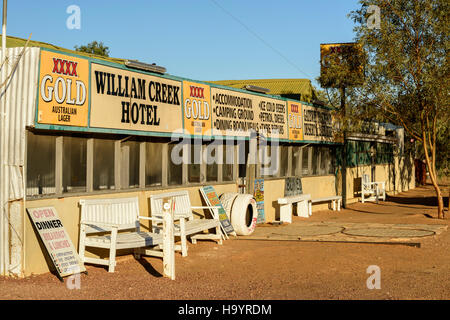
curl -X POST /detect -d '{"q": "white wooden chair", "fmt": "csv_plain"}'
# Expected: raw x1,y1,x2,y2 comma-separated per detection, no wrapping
150,190,223,257
361,174,386,203
78,196,174,274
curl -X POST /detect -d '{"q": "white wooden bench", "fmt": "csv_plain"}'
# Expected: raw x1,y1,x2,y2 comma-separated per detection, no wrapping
78,196,174,276
150,190,223,257
308,195,342,213
278,193,311,223
361,174,386,203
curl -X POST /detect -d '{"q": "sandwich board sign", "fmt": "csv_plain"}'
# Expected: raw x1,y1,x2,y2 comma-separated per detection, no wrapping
200,185,236,236
27,206,86,279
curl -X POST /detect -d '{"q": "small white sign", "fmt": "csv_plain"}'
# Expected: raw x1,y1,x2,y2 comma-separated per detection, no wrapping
27,206,86,278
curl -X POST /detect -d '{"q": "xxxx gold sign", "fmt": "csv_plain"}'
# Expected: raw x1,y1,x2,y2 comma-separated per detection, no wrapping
287,101,303,141
90,63,182,133
183,81,211,135
37,50,89,126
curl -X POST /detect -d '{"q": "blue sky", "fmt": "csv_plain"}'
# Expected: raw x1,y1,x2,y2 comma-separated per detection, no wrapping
4,0,361,87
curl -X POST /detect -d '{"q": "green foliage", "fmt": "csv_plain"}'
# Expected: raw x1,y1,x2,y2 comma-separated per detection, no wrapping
74,41,110,57
319,0,449,171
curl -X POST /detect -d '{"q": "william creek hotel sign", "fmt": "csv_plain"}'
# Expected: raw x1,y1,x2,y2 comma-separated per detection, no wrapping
36,49,335,143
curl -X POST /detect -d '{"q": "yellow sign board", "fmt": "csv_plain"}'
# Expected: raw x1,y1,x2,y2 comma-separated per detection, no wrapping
182,81,211,135
37,50,89,127
210,87,288,139
287,101,303,141
320,42,364,88
302,105,334,142
90,63,183,133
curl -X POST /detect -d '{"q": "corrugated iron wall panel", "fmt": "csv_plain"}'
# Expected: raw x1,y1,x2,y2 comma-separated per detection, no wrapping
0,47,40,276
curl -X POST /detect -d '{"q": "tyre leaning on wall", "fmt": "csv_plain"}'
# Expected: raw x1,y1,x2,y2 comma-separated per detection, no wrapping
219,193,258,236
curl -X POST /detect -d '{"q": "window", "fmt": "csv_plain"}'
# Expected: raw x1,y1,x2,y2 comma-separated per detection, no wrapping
260,144,277,177
93,138,115,190
121,140,140,189
238,140,249,178
26,131,237,199
292,146,301,176
328,147,336,174
26,132,56,196
168,143,183,185
279,145,289,177
206,144,218,182
319,147,330,175
145,141,163,187
311,146,319,175
376,142,393,164
301,146,310,176
188,141,202,183
222,144,234,181
63,136,86,193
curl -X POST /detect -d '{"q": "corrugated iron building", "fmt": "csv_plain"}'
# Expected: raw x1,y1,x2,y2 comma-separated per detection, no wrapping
0,35,414,277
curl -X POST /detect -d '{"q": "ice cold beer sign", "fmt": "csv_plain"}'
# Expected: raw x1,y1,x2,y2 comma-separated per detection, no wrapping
37,50,89,127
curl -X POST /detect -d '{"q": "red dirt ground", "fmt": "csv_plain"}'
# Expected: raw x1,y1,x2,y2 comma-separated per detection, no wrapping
0,184,449,300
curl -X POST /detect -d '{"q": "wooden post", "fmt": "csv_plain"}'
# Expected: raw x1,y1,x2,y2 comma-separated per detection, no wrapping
341,86,347,208
162,197,175,280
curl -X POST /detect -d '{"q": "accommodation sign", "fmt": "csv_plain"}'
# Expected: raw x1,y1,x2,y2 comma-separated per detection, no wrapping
302,104,333,142
90,63,182,133
37,50,89,127
27,206,86,278
210,87,288,139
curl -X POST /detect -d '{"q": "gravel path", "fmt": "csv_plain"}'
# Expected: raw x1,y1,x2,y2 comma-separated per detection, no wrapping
0,184,449,300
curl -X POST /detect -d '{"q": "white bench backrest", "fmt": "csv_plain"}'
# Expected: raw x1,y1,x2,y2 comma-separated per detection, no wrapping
80,197,140,233
362,174,373,191
150,190,192,219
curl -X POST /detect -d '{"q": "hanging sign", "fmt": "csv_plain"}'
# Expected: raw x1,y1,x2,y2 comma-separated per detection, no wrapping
27,206,86,278
37,50,89,127
287,101,303,141
182,81,212,136
320,42,365,88
90,63,183,133
302,104,334,142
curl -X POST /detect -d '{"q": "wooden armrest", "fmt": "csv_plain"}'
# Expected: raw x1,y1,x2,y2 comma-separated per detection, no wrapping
138,216,164,222
191,206,218,210
81,221,119,228
142,215,185,222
